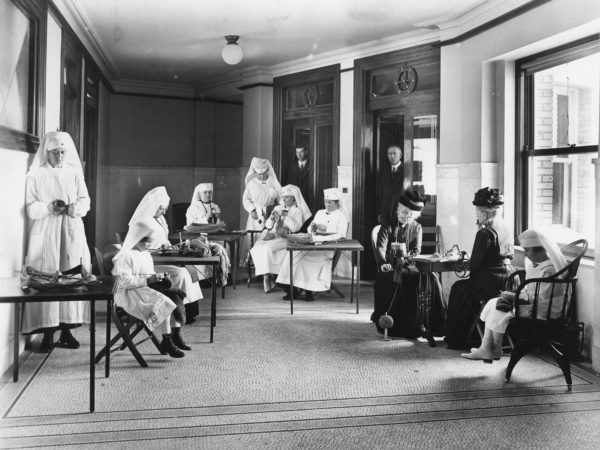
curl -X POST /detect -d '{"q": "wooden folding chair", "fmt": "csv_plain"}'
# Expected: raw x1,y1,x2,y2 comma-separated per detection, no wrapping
93,247,161,368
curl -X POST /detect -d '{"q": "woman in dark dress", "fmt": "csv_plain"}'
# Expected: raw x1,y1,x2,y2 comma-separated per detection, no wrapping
445,187,514,349
371,190,425,338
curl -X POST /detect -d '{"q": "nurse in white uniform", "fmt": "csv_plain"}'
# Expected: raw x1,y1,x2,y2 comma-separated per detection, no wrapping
250,184,311,293
276,188,348,301
240,157,281,266
128,187,203,307
185,183,223,226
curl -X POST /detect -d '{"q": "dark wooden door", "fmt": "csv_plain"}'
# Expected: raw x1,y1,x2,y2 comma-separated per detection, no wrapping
282,116,334,213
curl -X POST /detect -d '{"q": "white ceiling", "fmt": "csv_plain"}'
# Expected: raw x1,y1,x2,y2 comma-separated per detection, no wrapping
60,0,493,97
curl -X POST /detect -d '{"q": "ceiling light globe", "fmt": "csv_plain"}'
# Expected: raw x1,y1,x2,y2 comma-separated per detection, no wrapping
222,43,243,65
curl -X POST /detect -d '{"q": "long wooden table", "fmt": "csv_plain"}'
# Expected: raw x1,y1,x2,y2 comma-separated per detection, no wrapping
0,275,115,412
411,255,460,347
286,239,364,314
152,253,220,342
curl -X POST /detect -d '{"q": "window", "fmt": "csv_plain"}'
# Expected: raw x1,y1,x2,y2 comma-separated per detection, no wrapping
0,0,45,152
517,36,599,251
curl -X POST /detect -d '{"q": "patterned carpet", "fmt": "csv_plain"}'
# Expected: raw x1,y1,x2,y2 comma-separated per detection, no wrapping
1,277,600,449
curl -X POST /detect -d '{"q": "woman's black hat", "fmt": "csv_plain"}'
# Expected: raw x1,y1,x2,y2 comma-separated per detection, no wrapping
397,189,426,211
472,187,504,207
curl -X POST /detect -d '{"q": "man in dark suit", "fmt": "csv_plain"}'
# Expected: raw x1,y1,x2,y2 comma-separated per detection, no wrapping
377,145,408,224
283,146,311,206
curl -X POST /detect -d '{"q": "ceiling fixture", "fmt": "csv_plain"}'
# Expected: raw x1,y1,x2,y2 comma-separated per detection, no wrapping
222,35,243,65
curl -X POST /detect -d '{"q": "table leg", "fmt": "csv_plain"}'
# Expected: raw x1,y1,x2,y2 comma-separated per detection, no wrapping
210,265,216,343
105,299,111,378
356,251,361,314
350,251,354,305
13,302,19,382
425,274,435,347
233,240,238,290
418,272,436,347
90,299,96,412
289,250,294,315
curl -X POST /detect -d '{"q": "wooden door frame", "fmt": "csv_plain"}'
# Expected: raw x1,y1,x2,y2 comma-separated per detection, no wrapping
273,64,340,185
353,43,440,275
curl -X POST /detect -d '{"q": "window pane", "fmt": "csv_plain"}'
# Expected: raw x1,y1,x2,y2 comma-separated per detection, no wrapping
533,52,599,149
0,1,31,132
528,153,596,248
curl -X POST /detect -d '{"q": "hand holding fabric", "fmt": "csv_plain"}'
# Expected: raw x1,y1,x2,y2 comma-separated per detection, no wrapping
496,293,515,312
381,263,393,272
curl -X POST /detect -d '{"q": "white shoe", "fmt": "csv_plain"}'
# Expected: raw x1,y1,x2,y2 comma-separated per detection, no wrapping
470,347,502,360
461,347,496,363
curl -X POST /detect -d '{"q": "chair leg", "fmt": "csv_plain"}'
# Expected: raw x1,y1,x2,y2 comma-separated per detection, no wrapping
95,331,129,364
505,341,534,383
111,309,148,368
548,338,573,391
246,252,252,287
330,283,345,299
144,323,163,352
118,322,144,350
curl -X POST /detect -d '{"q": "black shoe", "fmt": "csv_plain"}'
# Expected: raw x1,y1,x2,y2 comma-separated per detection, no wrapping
304,291,314,302
56,330,80,349
282,287,302,301
160,334,185,358
40,332,55,353
172,327,191,351
185,316,196,325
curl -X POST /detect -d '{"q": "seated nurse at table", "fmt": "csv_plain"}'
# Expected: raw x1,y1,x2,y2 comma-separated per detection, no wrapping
371,190,425,338
276,188,348,302
185,183,224,226
250,184,311,293
112,219,188,357
129,187,203,310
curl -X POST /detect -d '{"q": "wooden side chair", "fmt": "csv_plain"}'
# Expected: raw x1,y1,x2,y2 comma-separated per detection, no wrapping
93,247,161,368
504,239,588,391
169,202,191,232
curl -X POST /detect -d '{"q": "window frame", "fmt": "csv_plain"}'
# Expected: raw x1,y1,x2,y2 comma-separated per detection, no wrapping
515,35,599,255
0,0,46,153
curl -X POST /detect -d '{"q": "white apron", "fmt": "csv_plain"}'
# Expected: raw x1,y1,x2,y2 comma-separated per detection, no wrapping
250,205,303,275
240,178,279,266
112,250,176,331
22,166,91,333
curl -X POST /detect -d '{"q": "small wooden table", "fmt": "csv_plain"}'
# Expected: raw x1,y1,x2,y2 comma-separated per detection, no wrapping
411,255,460,347
0,275,115,412
152,253,221,343
170,230,244,291
286,239,364,315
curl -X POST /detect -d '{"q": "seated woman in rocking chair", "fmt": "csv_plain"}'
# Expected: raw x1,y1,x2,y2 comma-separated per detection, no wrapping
461,228,567,363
